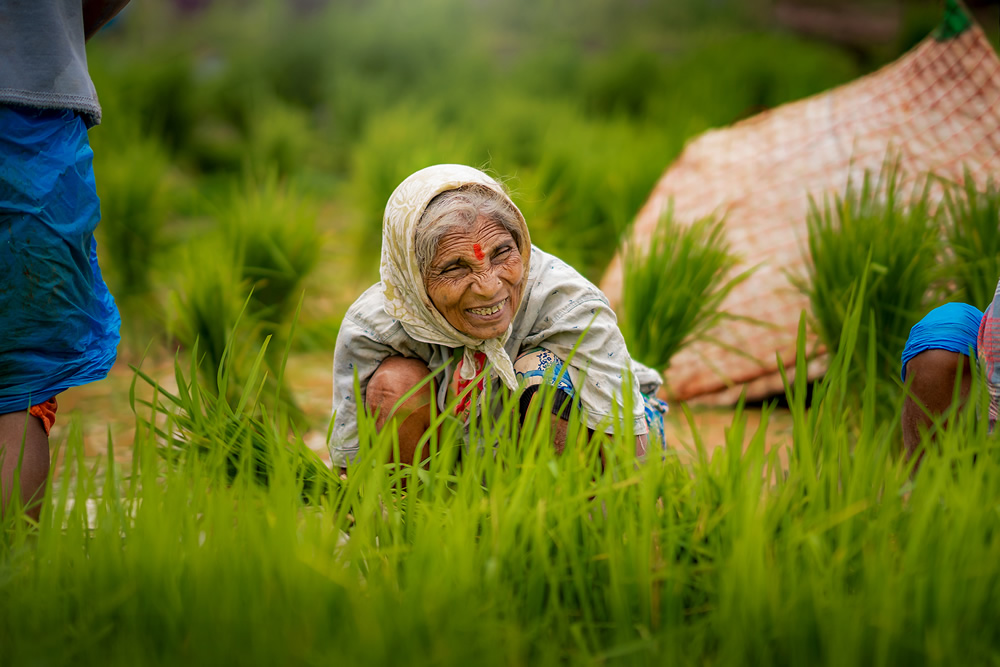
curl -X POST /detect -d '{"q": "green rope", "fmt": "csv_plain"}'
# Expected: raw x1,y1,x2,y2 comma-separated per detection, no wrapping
933,0,973,41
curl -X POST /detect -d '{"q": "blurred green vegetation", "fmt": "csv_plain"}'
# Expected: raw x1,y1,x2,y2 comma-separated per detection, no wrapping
84,0,959,386
7,280,1000,666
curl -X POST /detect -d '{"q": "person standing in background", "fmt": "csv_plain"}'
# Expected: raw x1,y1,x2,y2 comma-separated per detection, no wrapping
0,0,131,520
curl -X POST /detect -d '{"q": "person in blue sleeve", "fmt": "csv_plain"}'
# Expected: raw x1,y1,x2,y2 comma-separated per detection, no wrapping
900,302,984,461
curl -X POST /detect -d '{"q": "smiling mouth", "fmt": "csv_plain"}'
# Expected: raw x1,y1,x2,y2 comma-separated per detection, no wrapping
467,298,508,317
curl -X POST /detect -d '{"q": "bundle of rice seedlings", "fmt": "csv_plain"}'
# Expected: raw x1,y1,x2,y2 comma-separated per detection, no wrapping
798,154,942,396
132,336,339,504
219,174,321,329
938,168,1000,311
618,205,754,373
167,239,257,393
166,177,318,416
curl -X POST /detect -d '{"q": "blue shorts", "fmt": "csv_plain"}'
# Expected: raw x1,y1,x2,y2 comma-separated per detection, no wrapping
0,106,120,413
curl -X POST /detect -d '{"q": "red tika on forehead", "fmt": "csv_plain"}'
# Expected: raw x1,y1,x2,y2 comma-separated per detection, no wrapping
473,243,484,260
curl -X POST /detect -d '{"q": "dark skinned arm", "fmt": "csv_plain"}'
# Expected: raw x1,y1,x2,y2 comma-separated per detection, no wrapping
82,0,131,41
900,349,974,463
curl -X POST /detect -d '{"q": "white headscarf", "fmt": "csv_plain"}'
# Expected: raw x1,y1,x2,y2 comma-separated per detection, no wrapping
380,164,532,389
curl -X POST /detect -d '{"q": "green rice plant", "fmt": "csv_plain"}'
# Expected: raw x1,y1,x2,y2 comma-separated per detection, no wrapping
503,43,584,103
456,93,568,171
224,3,334,113
88,45,200,156
132,332,338,503
167,239,257,392
619,205,755,372
797,154,943,402
218,174,321,329
582,47,665,118
5,300,1000,665
938,168,1000,311
167,247,307,422
318,0,489,164
167,176,318,413
648,31,859,129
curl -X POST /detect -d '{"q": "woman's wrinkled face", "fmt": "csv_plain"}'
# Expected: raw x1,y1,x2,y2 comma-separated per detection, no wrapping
424,215,524,340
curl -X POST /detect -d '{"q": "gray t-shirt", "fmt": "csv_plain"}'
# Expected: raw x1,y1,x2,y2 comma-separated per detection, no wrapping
329,245,661,467
0,0,102,125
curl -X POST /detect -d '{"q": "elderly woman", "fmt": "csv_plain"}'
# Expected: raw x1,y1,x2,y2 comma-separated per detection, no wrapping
329,164,665,468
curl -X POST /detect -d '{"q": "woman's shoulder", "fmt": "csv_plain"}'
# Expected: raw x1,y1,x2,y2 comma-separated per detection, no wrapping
524,246,610,313
345,283,387,320
342,283,404,343
510,246,616,343
340,283,441,363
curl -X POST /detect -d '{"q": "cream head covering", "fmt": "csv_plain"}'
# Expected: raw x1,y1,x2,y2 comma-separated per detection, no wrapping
380,164,532,389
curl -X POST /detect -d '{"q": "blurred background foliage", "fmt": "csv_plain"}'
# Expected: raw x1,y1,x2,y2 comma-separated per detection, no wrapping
83,0,999,405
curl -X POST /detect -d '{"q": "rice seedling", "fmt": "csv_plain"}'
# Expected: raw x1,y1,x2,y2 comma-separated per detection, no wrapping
166,175,319,417
167,235,259,385
618,204,755,372
582,47,665,118
218,174,321,328
797,153,942,407
938,167,1000,311
647,31,859,131
132,333,338,503
5,294,1000,666
89,45,200,157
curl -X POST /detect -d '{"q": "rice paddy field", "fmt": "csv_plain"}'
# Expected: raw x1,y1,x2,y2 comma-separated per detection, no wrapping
4,1,1000,665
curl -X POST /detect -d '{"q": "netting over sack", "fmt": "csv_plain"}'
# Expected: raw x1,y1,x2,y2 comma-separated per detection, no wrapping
600,3,1000,404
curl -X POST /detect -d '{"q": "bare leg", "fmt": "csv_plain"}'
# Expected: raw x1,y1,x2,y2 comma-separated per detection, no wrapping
0,411,50,521
365,356,436,466
901,349,974,463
